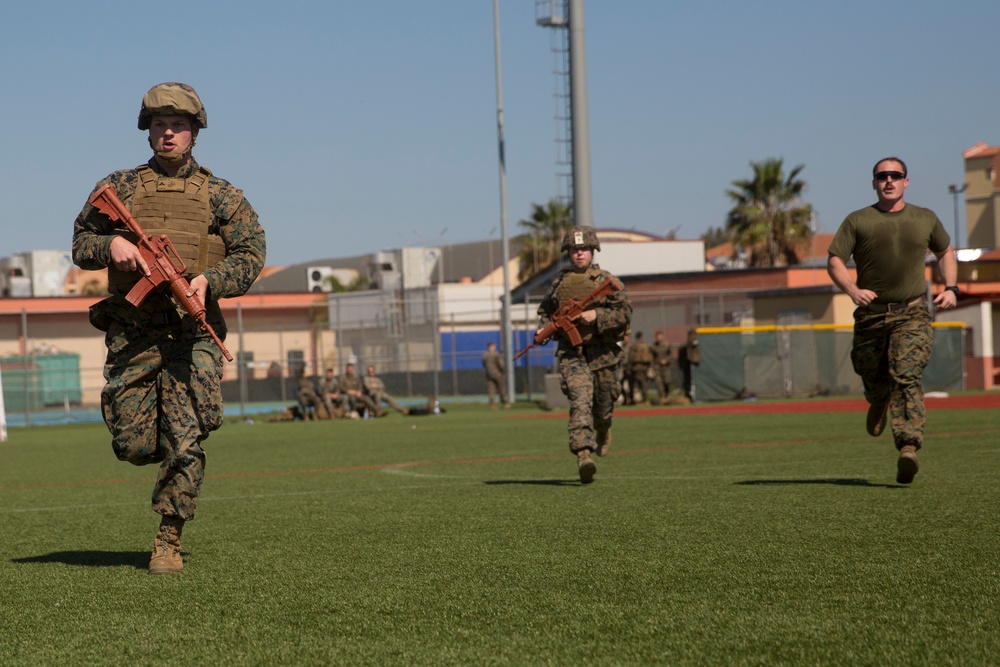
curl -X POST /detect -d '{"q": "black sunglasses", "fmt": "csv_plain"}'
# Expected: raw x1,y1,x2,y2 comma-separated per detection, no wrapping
874,171,906,182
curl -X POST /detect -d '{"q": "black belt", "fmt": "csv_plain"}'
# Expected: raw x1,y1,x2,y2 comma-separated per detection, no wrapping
864,296,924,313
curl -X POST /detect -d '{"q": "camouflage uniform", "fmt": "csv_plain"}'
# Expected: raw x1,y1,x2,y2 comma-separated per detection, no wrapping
482,346,507,407
620,333,633,405
626,333,653,403
297,371,326,419
850,304,932,446
73,156,265,521
650,335,673,401
363,371,405,414
678,329,700,401
340,367,380,416
537,264,632,455
317,372,345,418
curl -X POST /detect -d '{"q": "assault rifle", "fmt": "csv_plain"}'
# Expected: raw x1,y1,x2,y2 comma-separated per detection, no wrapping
514,275,623,361
87,184,233,361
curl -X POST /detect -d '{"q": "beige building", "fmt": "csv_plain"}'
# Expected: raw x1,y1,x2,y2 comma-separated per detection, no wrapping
0,292,334,406
750,286,852,326
963,142,1000,249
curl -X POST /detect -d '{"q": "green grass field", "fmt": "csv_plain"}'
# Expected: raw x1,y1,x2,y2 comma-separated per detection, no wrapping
1,400,998,666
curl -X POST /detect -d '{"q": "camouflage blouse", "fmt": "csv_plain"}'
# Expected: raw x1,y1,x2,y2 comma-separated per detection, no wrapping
72,157,266,301
537,264,632,371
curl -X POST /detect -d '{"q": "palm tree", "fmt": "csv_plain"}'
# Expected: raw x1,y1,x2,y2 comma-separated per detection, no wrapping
725,158,814,267
323,273,369,293
516,199,573,280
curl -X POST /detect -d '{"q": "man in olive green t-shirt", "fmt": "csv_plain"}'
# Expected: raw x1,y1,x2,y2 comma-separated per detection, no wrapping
827,157,958,484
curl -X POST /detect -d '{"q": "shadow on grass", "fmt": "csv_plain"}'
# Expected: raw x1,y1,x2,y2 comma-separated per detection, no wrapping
11,550,151,569
485,479,581,487
736,478,903,489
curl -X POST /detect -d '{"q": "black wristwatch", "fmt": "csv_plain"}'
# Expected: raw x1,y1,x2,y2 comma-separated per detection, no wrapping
945,286,961,297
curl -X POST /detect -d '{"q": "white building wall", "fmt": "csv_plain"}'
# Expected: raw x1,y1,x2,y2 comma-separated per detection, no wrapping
596,240,705,277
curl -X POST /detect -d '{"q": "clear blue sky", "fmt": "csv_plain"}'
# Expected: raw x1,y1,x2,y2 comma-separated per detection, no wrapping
3,0,998,266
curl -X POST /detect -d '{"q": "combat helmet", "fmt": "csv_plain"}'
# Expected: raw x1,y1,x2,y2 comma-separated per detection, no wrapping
560,226,601,252
137,82,208,131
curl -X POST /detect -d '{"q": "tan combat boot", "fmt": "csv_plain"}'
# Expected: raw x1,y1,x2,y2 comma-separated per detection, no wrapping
867,401,888,437
896,444,919,484
595,429,612,457
577,449,596,485
149,516,184,574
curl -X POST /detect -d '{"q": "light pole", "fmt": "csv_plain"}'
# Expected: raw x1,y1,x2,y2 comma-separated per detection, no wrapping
493,0,515,404
947,183,967,249
487,226,497,279
437,227,448,285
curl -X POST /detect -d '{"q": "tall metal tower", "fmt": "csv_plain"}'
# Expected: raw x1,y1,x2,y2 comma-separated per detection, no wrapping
536,0,593,227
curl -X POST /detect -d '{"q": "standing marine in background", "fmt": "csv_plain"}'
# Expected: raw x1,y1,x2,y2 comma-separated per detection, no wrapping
535,227,631,484
626,331,653,404
678,328,700,401
72,82,266,574
650,331,674,404
482,341,509,410
619,332,633,405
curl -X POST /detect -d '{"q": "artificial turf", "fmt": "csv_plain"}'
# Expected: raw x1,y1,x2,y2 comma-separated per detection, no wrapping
1,400,998,666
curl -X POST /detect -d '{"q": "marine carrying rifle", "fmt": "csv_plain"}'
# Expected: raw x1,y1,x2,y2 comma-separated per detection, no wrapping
87,184,234,361
513,275,623,361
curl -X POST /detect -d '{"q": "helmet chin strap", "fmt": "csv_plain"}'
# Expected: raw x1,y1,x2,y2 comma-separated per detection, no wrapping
148,136,196,165
154,150,188,164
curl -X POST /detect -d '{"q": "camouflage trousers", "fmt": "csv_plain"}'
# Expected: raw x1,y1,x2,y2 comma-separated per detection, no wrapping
101,324,224,521
851,303,933,448
558,356,623,454
653,365,672,398
369,389,403,413
342,392,379,416
486,374,507,405
630,364,651,402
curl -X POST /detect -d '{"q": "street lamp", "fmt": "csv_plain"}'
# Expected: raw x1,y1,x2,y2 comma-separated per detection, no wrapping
947,183,968,249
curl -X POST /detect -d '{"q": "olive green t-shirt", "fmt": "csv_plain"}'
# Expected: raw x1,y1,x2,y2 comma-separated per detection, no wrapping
828,203,950,304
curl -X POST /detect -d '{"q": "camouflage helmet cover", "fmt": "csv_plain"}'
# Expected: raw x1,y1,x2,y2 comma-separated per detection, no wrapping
138,82,207,130
560,226,601,252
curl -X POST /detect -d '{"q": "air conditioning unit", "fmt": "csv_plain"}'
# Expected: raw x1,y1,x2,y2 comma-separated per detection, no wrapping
306,266,336,293
367,251,401,291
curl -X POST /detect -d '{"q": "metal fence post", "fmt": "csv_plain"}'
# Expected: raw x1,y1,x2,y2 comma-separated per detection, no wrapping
402,294,413,397
433,288,441,398
21,308,30,426
278,330,286,402
237,302,246,418
450,313,458,395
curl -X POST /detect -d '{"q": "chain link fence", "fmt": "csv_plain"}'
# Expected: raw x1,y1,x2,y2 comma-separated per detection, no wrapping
691,324,965,402
0,286,967,428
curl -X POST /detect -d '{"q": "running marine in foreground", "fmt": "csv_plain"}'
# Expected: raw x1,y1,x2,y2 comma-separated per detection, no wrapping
827,156,957,484
72,82,266,573
535,227,632,484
